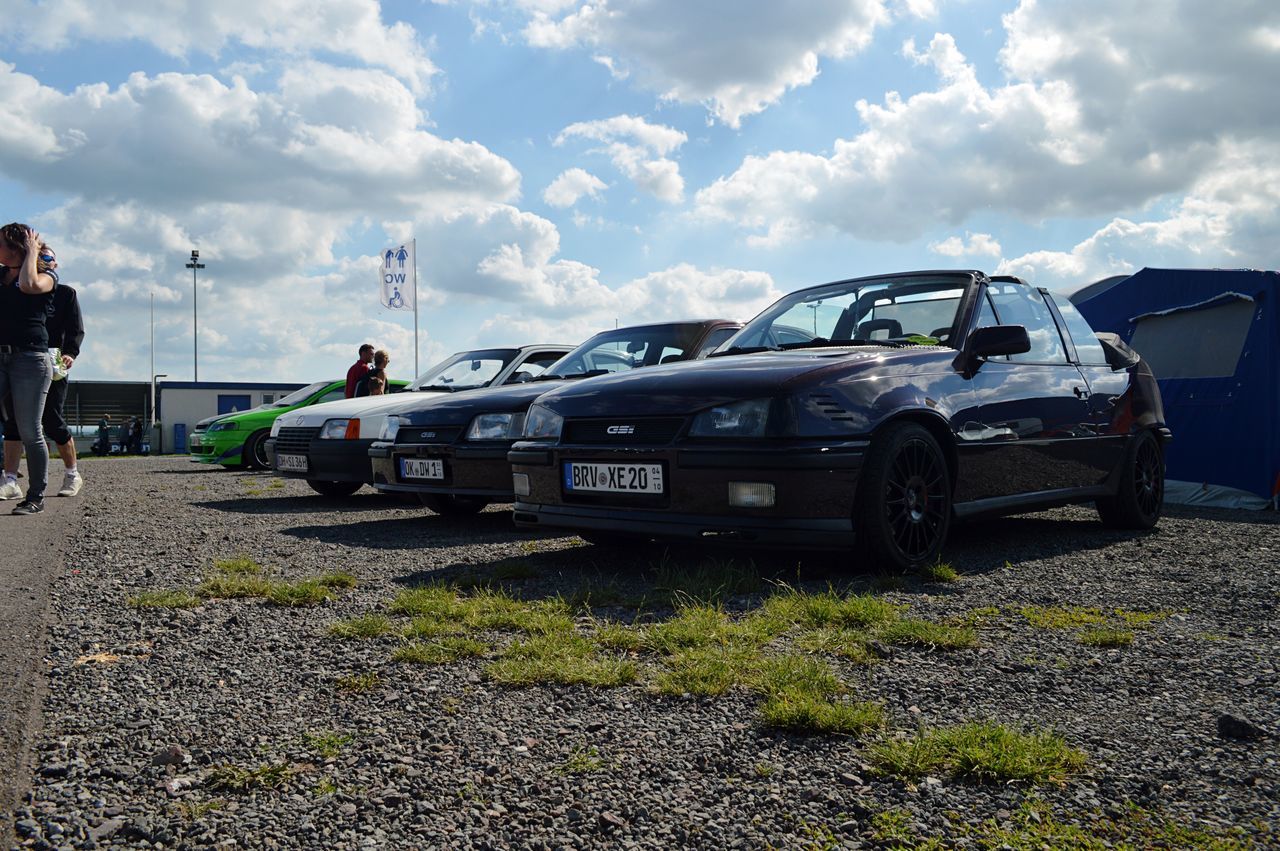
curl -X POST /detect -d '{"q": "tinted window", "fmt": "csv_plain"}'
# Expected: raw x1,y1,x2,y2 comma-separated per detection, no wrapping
548,325,702,378
315,390,345,405
1050,296,1109,365
699,327,738,357
988,284,1068,363
503,353,562,384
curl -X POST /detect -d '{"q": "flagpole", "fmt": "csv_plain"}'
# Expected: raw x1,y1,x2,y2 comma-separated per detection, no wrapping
412,237,419,376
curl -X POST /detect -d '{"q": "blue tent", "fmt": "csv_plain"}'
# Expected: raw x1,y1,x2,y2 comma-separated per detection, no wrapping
1069,267,1279,508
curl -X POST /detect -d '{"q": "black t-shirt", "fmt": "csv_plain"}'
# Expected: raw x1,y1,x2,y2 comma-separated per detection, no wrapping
47,285,84,357
0,268,57,349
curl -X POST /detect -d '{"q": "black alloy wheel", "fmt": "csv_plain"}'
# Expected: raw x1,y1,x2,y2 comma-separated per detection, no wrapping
243,430,270,470
307,479,363,498
418,493,489,516
1096,429,1164,529
855,422,952,572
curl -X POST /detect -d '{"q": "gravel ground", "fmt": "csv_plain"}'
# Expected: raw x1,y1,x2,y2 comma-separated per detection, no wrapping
11,456,1279,849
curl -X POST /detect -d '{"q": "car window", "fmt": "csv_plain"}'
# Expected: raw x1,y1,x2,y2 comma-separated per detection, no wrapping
1050,295,1109,365
315,389,345,405
988,284,1068,364
410,349,518,391
972,291,1007,360
547,325,702,377
503,353,562,384
699,327,738,357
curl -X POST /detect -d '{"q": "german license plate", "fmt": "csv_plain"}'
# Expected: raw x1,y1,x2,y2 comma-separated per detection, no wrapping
400,457,444,480
564,462,664,494
276,453,308,472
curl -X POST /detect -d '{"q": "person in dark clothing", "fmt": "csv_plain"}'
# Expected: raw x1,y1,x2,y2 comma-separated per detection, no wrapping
353,349,390,397
95,414,111,456
345,343,374,398
2,281,85,496
127,417,144,455
0,223,56,514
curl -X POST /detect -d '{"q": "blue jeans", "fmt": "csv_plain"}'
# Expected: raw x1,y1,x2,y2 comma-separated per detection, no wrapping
0,351,52,500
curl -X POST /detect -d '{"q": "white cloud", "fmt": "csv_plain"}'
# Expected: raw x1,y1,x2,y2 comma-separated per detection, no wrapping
514,0,892,126
930,232,1002,258
554,115,686,202
543,168,607,207
5,0,438,94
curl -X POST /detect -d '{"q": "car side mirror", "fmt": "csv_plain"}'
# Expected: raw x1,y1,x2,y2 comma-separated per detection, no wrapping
969,325,1030,358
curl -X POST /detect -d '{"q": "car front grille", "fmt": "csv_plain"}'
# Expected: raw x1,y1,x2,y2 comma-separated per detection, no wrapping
275,427,321,455
563,417,686,445
395,426,462,445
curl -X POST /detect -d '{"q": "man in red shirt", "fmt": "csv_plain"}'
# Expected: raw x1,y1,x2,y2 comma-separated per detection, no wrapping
345,343,374,398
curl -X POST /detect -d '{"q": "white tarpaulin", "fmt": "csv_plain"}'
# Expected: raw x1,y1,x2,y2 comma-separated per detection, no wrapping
379,242,416,311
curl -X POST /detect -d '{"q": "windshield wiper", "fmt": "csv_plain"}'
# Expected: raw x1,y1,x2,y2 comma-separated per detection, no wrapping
777,338,912,350
532,374,565,381
559,369,611,380
416,384,458,392
707,345,779,358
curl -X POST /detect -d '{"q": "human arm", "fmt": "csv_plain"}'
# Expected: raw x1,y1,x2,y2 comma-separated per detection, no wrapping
59,289,84,368
17,228,55,294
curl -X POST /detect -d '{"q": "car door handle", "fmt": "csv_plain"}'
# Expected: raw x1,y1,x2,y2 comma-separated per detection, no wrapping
1073,386,1090,399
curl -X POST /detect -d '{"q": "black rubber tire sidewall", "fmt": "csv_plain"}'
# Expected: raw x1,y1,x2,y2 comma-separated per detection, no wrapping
1096,430,1164,530
854,422,953,573
307,479,363,498
418,493,488,515
242,431,270,470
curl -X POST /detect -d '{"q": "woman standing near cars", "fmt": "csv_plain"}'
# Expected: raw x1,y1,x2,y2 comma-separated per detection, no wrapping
0,223,57,514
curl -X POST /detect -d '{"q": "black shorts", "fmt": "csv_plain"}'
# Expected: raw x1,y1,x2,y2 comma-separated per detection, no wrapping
2,378,71,446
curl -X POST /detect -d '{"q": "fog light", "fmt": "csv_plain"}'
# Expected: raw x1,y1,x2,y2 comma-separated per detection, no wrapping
512,472,531,497
728,481,775,508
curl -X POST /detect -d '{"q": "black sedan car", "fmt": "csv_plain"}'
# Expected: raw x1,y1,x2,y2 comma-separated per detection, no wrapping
508,270,1169,571
368,320,742,514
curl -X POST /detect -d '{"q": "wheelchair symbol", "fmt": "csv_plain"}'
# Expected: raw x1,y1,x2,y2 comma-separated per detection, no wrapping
389,287,405,309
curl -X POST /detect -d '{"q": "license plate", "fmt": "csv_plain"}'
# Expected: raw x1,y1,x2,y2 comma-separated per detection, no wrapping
276,453,308,472
400,457,444,480
564,462,664,494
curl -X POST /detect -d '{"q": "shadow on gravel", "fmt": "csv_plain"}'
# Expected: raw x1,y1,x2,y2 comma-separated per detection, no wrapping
1163,504,1280,527
278,511,524,548
944,512,1143,574
195,495,406,515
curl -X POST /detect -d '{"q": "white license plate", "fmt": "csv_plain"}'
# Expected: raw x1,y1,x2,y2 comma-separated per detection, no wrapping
276,453,308,472
564,462,664,494
400,457,444,480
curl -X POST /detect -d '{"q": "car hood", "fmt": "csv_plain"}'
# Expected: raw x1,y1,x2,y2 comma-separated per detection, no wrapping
284,392,445,427
532,346,958,417
386,380,572,427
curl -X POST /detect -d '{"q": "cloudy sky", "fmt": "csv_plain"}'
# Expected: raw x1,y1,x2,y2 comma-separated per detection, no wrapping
1,0,1276,383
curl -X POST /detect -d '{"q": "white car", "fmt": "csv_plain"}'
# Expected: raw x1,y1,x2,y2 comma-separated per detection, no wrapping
264,345,572,496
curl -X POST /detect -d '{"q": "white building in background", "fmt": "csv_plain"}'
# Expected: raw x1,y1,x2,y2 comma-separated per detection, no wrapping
157,381,305,453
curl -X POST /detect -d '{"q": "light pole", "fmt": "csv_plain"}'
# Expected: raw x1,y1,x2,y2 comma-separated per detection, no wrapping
151,373,168,453
185,249,205,381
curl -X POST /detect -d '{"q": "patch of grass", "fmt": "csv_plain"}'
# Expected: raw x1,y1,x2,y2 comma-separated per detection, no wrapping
328,614,394,639
402,616,466,639
335,671,382,693
388,584,461,618
869,809,914,845
1078,628,1134,648
1114,608,1172,629
1020,606,1109,630
796,627,878,665
876,618,977,650
759,588,903,631
652,643,760,697
301,731,354,760
1198,632,1228,642
313,778,338,796
643,605,751,654
948,606,1001,628
752,655,885,735
172,798,224,820
316,572,357,589
206,762,295,793
487,633,637,687
197,573,273,600
243,487,264,495
753,761,776,778
213,557,263,575
869,722,1086,785
128,589,202,609
266,580,333,607
388,584,572,634
593,621,643,652
267,479,286,490
653,557,762,604
916,561,958,583
392,637,488,665
556,744,604,775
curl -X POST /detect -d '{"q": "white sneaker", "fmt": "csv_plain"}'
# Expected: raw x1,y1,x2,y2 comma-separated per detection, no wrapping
57,471,83,497
0,479,21,500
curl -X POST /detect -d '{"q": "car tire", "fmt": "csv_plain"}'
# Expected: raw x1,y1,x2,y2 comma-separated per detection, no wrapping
242,430,271,470
1096,429,1164,529
418,493,489,515
854,421,952,572
307,480,363,498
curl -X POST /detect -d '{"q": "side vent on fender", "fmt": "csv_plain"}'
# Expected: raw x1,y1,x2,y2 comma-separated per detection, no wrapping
809,393,856,423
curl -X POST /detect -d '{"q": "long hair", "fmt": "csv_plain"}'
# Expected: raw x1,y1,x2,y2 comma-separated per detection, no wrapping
0,222,57,274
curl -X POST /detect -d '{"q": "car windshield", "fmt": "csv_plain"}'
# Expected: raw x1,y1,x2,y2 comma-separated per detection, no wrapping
722,275,970,352
272,381,334,407
408,349,518,392
543,325,703,379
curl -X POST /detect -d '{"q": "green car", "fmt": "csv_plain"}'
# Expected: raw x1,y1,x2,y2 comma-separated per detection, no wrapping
188,379,409,469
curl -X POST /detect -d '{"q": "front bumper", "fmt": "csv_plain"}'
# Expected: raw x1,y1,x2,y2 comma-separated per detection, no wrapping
509,440,867,548
370,440,514,498
266,437,376,483
188,433,243,465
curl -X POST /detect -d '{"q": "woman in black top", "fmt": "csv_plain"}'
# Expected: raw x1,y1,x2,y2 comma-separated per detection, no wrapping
0,223,57,514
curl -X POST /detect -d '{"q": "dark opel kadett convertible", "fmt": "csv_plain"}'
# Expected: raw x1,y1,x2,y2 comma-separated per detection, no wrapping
508,270,1169,570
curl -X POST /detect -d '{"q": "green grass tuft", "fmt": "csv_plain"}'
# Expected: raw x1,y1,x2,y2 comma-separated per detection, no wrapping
197,573,274,599
128,590,202,609
652,643,759,697
870,721,1086,785
301,731,354,759
876,618,977,650
212,557,263,576
487,634,637,687
1021,606,1109,630
653,558,762,604
1077,628,1134,648
556,744,604,775
758,694,884,735
205,762,294,792
335,671,382,693
917,561,959,583
328,614,394,639
315,572,357,589
392,637,488,665
266,580,333,607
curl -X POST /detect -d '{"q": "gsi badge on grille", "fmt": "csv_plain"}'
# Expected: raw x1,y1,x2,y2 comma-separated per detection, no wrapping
605,425,635,435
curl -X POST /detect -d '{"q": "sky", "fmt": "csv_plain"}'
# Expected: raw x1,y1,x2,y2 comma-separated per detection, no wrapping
0,0,1276,383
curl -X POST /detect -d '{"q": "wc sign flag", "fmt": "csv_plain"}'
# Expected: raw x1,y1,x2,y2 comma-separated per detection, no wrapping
379,241,416,311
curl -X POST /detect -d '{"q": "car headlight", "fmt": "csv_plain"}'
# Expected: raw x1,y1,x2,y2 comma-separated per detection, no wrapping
523,404,563,440
380,415,402,442
319,418,358,440
466,412,527,441
208,421,238,433
689,398,772,438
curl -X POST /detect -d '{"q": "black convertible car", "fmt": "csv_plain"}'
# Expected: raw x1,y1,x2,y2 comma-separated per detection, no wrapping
508,270,1169,570
368,320,741,514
